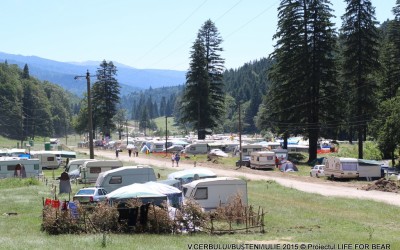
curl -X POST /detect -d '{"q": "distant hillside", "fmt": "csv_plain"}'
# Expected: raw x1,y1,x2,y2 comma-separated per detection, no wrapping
0,52,186,96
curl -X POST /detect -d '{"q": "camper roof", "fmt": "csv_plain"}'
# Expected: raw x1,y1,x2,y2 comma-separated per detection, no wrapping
100,165,153,176
183,177,245,188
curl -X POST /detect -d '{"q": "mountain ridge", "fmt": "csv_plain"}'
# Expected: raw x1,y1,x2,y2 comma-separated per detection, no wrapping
0,52,186,96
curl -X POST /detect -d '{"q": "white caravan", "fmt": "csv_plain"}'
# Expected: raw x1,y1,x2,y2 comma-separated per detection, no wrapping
0,157,42,178
30,151,60,169
182,177,248,211
79,160,123,184
183,143,209,155
65,159,98,179
95,166,157,193
249,151,276,169
324,157,359,179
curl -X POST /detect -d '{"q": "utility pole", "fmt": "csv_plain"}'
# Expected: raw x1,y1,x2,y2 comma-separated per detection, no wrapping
238,102,243,169
126,119,129,146
75,70,94,159
165,115,168,156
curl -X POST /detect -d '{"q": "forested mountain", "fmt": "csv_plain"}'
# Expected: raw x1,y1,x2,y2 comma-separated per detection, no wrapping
222,58,272,133
0,52,186,96
0,62,76,142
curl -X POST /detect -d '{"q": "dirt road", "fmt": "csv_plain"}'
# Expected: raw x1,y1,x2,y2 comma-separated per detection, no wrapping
76,148,400,207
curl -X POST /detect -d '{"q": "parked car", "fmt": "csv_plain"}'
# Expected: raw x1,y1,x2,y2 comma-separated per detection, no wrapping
236,156,251,167
310,165,325,177
73,187,108,205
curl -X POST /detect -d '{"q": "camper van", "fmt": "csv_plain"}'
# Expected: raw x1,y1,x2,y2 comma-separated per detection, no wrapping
30,151,60,169
324,157,359,179
0,157,42,178
182,177,248,211
80,160,123,184
183,143,209,155
96,166,157,193
249,151,276,170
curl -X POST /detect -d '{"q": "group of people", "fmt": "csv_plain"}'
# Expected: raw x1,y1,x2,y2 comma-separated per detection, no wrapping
171,153,181,167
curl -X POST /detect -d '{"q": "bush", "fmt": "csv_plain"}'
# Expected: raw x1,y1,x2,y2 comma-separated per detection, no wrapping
176,199,209,233
41,206,83,235
89,201,119,233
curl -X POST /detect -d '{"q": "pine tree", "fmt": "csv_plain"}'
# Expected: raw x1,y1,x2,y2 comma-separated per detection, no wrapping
22,64,30,79
180,19,225,139
340,0,380,159
92,60,121,138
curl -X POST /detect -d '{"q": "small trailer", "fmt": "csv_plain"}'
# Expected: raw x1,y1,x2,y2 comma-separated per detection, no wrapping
182,177,248,211
0,157,42,178
79,160,123,184
324,157,359,179
96,166,157,193
249,151,276,170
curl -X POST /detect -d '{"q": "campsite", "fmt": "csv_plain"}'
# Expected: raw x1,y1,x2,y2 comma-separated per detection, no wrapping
1,140,400,250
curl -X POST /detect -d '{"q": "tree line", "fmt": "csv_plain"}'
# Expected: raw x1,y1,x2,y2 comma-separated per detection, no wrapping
0,62,75,146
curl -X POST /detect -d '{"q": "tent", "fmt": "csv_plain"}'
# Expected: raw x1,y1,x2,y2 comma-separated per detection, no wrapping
279,161,298,172
106,183,167,206
167,168,217,184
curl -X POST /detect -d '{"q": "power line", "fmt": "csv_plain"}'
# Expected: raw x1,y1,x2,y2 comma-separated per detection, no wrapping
135,0,209,65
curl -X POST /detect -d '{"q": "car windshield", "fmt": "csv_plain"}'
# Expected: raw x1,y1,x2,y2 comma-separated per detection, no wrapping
77,189,95,195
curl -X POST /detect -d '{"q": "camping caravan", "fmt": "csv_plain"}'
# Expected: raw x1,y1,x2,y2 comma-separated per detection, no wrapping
324,157,359,179
30,151,60,169
183,143,209,155
96,166,157,193
249,151,276,169
239,144,264,156
0,157,42,178
65,159,98,179
182,177,248,211
149,141,166,153
80,160,123,184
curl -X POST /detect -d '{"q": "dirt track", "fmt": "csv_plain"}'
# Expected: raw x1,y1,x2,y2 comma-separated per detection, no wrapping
75,148,400,207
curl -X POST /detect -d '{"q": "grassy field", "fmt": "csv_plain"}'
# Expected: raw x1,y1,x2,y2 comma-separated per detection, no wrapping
0,159,399,249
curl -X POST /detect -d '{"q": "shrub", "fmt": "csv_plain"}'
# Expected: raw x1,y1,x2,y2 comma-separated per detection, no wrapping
147,202,174,233
176,199,209,233
89,201,119,233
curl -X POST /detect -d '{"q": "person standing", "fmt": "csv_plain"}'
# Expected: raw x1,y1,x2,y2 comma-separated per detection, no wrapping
175,153,181,167
128,148,132,157
171,154,175,167
115,148,119,158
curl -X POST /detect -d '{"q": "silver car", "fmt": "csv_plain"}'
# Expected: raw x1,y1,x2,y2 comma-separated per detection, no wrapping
310,165,325,177
73,187,108,204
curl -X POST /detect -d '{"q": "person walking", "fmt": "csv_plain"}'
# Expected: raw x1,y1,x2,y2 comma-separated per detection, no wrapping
171,153,175,167
115,148,119,158
128,148,132,157
175,153,181,167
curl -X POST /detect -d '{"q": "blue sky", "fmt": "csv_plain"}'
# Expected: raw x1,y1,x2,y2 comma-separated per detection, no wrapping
1,0,395,71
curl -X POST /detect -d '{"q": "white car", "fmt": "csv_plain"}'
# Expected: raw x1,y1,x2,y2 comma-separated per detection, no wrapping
310,165,325,177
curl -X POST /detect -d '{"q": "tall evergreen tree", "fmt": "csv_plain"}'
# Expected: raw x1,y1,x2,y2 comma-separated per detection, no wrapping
22,64,30,79
258,0,338,162
340,0,380,159
180,19,225,139
92,60,121,138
